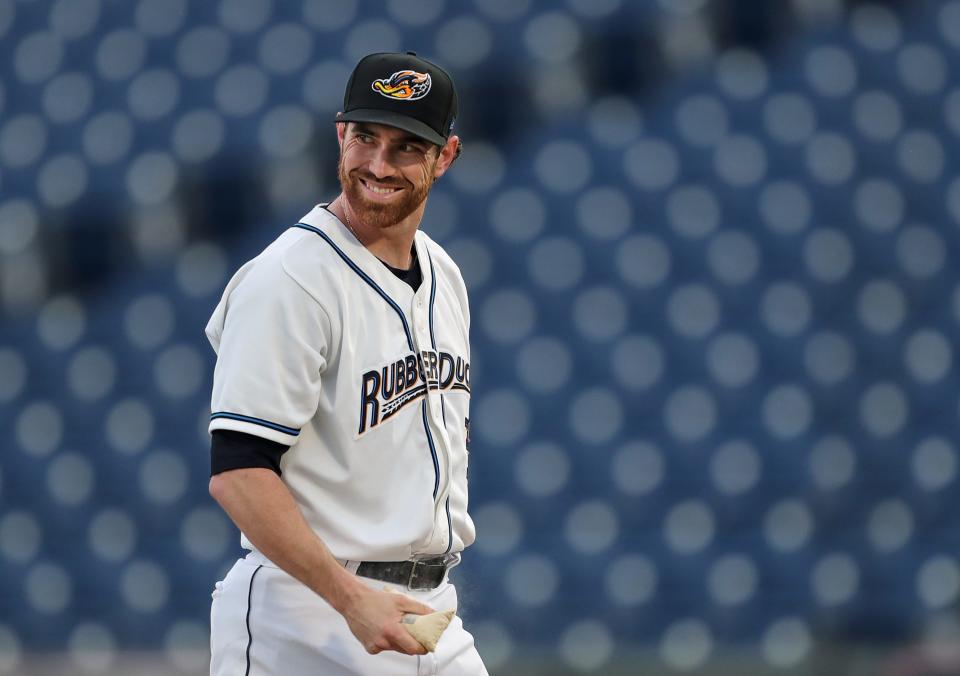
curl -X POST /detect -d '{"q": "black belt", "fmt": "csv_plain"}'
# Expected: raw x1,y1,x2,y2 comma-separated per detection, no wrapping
356,556,450,591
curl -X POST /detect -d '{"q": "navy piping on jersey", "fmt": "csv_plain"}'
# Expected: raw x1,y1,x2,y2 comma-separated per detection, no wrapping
421,402,440,498
292,221,441,497
443,496,453,556
427,249,453,553
426,249,448,512
426,251,447,427
427,251,438,349
245,564,263,676
210,412,299,436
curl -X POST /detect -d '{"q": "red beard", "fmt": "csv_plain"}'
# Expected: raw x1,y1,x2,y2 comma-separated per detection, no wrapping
338,156,434,230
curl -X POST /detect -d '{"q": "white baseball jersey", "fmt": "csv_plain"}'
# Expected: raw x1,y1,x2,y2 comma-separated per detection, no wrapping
205,204,476,562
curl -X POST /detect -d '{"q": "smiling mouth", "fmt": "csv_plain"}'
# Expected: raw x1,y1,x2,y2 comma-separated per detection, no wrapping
359,178,402,196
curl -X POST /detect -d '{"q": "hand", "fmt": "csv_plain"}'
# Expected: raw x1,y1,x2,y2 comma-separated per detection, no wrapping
341,585,436,655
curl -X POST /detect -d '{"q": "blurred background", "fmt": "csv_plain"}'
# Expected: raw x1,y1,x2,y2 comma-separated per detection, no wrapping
1,0,959,674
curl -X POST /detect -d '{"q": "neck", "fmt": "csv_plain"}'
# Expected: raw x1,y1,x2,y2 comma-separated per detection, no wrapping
330,196,425,270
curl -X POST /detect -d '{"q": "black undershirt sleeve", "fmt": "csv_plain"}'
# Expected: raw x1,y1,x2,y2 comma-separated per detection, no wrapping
210,429,290,477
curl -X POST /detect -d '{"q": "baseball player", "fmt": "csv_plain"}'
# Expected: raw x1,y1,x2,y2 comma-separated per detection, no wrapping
205,52,488,675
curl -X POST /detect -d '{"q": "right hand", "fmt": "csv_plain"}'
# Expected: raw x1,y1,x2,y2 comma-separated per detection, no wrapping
341,584,436,655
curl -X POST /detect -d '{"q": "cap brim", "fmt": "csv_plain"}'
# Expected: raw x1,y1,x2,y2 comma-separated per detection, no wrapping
336,109,447,146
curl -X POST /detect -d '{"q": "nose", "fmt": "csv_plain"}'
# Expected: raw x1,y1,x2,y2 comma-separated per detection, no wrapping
366,145,396,180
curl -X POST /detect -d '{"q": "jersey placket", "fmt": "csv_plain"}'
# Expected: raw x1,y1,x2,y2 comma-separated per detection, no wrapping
412,277,452,550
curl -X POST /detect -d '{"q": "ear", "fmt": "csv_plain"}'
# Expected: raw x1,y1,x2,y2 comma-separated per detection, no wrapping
432,134,461,179
336,118,347,146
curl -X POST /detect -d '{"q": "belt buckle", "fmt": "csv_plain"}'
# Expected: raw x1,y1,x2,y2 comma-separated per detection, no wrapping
407,558,443,591
407,561,420,590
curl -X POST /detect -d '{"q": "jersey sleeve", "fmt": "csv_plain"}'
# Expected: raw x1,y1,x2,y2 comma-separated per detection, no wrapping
208,261,332,445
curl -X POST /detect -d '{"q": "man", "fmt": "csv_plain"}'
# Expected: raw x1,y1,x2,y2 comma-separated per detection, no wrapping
204,52,487,675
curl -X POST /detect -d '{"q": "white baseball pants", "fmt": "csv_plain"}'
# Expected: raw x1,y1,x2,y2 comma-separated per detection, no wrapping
210,554,489,676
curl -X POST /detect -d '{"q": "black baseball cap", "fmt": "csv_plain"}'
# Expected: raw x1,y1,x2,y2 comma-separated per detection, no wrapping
336,52,458,146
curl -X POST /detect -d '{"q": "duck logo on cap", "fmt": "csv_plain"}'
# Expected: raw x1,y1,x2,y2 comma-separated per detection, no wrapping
372,70,432,101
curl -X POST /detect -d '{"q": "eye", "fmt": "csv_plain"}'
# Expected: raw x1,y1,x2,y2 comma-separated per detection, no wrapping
356,133,372,143
402,142,430,155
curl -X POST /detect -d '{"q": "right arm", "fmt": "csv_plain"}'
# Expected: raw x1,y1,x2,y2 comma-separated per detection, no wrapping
209,466,433,655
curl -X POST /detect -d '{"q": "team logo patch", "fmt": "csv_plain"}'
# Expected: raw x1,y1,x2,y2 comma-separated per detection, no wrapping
372,70,432,101
358,349,470,435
